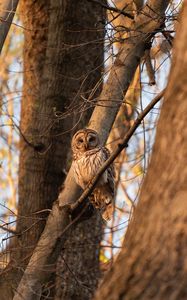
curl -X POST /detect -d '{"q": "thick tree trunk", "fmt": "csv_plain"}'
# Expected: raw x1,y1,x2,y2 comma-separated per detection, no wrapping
0,0,105,299
17,0,105,265
94,3,187,300
0,2,50,298
16,0,50,265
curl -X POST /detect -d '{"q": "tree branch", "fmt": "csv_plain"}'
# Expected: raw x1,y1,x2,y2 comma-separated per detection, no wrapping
0,0,19,54
87,0,134,19
145,49,156,85
0,224,17,235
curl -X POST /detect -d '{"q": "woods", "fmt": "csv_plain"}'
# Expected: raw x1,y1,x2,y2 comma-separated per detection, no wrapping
0,0,186,299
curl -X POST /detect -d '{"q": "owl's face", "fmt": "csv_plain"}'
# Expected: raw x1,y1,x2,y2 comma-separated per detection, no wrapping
71,129,100,155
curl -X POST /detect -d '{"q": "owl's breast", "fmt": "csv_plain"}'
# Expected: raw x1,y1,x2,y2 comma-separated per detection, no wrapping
73,148,107,189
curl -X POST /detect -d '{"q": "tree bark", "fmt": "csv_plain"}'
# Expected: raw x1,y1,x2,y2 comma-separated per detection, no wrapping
94,3,187,300
54,215,102,300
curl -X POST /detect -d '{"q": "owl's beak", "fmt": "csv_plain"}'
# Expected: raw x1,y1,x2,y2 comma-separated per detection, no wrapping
85,143,89,150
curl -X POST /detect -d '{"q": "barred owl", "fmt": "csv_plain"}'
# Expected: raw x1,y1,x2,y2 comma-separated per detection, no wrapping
71,128,115,221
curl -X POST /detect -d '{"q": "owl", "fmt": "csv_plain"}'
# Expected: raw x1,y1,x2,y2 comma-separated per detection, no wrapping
71,128,115,221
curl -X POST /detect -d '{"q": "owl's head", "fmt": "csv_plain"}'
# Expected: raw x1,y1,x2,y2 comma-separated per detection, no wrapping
71,128,100,155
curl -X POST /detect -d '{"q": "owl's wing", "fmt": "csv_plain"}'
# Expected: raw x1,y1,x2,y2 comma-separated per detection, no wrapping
88,146,116,221
103,147,115,196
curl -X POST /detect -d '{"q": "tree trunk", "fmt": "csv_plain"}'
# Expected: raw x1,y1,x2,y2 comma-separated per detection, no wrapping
94,3,187,300
0,0,105,299
55,216,102,300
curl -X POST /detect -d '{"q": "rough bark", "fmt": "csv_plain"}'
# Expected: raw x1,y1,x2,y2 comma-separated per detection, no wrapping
54,214,102,300
13,1,170,299
94,3,187,300
0,0,105,299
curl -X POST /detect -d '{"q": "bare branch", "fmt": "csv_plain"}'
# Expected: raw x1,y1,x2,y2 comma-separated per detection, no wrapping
145,48,156,85
0,224,17,235
87,0,134,19
162,30,174,47
0,0,19,54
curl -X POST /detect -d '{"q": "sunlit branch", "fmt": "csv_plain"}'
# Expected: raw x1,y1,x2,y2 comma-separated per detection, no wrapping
0,0,19,54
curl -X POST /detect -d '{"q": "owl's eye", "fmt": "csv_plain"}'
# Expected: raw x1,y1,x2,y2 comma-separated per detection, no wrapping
88,136,95,143
78,138,83,144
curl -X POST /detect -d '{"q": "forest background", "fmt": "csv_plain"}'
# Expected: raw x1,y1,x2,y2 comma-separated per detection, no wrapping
0,0,185,299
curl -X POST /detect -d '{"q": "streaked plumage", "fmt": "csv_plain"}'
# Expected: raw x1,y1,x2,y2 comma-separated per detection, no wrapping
71,128,115,221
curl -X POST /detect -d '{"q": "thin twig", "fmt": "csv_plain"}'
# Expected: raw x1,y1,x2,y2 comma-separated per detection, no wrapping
86,0,134,19
162,30,174,47
145,49,156,85
0,224,17,235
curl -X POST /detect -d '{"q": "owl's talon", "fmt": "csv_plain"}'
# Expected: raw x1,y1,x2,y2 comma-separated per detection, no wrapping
105,197,111,205
89,195,99,208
